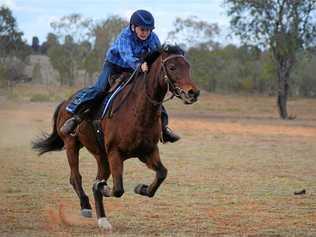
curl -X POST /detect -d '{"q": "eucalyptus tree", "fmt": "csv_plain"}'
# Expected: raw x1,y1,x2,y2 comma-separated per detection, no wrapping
225,0,316,119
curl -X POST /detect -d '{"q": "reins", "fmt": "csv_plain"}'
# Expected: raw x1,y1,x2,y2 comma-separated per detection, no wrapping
102,67,140,117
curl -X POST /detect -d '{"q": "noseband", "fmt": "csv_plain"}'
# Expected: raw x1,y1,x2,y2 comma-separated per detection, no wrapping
145,54,189,105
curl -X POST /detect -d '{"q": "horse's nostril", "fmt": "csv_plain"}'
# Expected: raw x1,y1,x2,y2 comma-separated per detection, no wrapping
188,89,200,99
188,89,195,96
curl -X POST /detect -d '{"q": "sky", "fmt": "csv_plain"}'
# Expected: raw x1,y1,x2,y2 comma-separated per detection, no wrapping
0,0,234,45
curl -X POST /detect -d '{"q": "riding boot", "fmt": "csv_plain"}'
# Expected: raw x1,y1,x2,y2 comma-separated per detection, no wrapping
160,105,180,143
60,115,82,135
162,126,180,143
60,107,91,135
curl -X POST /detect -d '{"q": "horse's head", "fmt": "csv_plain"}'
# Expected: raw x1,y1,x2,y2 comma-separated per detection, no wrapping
159,45,200,104
145,44,200,104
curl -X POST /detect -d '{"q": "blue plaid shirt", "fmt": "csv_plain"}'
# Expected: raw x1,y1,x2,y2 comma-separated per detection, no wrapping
106,26,161,70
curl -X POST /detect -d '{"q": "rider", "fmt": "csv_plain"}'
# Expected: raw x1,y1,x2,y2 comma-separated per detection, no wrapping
60,9,180,143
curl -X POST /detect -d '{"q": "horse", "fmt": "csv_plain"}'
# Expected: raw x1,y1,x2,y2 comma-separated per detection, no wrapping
32,44,200,231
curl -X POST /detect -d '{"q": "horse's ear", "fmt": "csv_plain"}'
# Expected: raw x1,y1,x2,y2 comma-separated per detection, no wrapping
161,44,169,52
144,50,161,66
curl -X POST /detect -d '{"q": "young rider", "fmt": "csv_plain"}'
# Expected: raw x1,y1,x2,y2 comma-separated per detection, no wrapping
61,9,180,143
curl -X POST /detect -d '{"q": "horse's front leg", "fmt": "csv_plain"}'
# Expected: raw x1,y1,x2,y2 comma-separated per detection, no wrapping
91,150,124,231
108,150,125,197
135,147,168,197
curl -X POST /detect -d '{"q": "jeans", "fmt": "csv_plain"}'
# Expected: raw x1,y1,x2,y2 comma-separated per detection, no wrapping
66,62,113,114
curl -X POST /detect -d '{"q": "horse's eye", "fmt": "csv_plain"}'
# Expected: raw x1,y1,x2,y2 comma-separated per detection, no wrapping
168,64,176,71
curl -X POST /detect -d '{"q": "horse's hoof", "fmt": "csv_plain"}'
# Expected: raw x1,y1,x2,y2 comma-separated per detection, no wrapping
81,209,92,218
98,217,112,231
134,184,148,196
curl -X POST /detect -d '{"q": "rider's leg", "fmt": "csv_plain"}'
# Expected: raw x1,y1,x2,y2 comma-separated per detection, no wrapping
160,105,180,143
60,63,112,135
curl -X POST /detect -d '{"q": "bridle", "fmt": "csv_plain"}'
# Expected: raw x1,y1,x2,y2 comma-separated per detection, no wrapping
145,54,189,105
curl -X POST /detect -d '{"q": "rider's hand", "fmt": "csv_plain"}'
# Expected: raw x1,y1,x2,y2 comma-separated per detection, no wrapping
141,62,148,73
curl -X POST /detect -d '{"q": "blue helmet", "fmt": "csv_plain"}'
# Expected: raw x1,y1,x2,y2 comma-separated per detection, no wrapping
130,10,155,30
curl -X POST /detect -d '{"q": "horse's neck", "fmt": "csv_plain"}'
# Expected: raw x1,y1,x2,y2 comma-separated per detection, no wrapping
145,57,167,103
133,58,167,125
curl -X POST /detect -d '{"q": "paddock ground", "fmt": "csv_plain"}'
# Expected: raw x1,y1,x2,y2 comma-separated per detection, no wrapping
0,90,316,237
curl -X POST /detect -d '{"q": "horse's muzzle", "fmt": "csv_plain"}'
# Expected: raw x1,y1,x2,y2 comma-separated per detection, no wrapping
181,89,200,104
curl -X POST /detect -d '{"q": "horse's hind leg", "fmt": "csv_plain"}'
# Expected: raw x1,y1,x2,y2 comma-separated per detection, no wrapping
135,147,168,198
65,140,92,217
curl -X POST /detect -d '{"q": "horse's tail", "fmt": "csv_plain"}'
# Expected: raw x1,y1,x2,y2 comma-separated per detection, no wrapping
32,101,65,156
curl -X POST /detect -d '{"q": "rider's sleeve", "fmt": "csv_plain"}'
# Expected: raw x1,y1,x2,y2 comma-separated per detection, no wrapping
117,36,140,70
150,32,161,50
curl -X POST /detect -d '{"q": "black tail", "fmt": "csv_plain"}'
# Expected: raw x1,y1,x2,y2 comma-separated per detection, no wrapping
32,101,65,156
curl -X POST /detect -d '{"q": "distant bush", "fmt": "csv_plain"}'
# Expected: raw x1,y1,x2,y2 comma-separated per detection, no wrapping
30,94,50,102
0,64,8,88
240,78,254,92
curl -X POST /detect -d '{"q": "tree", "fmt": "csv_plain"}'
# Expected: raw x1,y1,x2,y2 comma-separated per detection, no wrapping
93,15,128,64
167,16,220,49
48,41,73,85
225,0,316,119
0,5,29,59
40,33,59,54
0,5,30,86
49,14,93,85
50,13,93,43
32,36,40,53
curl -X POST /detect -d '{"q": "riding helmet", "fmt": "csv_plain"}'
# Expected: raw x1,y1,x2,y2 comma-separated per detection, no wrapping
130,10,155,30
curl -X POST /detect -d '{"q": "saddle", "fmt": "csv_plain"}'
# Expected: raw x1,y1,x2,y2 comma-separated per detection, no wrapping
90,71,132,150
108,72,131,93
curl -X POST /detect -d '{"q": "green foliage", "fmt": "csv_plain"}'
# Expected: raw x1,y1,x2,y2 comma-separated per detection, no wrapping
48,43,74,85
31,36,40,53
291,49,316,97
93,15,128,64
48,14,94,86
46,14,127,86
0,5,30,60
188,44,274,94
0,63,8,88
225,0,316,117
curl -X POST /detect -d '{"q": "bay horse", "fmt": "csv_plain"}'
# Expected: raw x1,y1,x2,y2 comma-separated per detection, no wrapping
32,45,200,230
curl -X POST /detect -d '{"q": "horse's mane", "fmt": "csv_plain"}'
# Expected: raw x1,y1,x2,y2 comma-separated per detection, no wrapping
144,44,185,66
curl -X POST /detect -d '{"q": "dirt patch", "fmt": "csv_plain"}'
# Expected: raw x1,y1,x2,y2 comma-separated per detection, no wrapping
172,118,316,137
1,96,316,237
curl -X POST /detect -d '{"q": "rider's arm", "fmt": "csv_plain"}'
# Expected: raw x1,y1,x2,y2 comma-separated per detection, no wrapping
116,36,141,70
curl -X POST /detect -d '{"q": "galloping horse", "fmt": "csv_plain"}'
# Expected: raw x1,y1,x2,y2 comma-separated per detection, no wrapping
32,45,200,230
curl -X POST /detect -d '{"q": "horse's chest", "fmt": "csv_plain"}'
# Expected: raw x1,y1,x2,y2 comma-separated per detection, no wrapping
120,128,159,154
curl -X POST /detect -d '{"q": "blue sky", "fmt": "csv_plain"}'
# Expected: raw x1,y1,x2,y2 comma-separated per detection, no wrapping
1,0,233,45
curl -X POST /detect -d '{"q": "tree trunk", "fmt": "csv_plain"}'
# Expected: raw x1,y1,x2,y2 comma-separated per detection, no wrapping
277,65,289,119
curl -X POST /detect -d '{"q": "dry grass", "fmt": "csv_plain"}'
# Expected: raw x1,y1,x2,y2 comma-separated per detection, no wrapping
0,86,316,236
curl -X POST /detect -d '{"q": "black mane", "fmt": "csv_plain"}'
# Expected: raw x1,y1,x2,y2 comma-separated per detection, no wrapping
144,44,185,66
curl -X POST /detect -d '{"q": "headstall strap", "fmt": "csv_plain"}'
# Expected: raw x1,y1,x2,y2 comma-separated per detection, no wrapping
145,54,186,105
162,54,185,64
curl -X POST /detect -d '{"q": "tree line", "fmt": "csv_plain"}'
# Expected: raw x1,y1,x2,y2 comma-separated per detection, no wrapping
1,1,316,119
